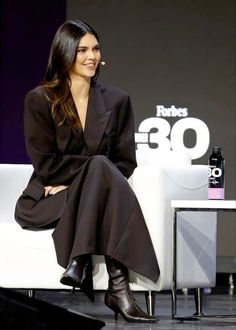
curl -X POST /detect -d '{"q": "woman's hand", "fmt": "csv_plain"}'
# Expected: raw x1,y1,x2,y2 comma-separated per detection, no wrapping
44,185,69,197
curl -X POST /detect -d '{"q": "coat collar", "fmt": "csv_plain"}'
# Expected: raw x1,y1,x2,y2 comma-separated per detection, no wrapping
83,83,111,155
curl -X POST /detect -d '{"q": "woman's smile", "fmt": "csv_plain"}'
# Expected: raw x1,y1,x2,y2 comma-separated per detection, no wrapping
69,33,101,80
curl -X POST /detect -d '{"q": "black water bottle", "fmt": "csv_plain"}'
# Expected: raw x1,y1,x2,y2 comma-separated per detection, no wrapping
208,146,225,199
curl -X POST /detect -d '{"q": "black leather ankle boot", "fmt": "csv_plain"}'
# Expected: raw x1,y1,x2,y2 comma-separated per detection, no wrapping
104,256,158,323
60,254,94,302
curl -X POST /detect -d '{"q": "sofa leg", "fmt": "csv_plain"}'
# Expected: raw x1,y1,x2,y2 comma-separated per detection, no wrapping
193,288,204,316
28,289,36,299
145,290,156,315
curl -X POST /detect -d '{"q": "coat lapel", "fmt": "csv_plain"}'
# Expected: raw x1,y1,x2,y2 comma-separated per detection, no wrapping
83,84,111,155
55,115,73,154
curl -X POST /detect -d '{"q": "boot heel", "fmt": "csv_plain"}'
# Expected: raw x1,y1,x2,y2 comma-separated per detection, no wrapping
81,260,94,303
60,256,94,303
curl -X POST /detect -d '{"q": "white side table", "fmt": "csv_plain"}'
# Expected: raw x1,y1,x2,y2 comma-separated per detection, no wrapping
171,199,236,320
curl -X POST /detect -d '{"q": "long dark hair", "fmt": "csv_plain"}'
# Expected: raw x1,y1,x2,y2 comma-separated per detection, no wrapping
42,19,100,127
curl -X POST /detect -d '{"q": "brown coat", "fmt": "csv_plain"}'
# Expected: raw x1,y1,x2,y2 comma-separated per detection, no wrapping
15,83,160,282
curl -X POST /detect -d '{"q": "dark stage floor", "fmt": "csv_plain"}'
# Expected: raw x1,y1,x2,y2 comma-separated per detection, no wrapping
30,287,236,330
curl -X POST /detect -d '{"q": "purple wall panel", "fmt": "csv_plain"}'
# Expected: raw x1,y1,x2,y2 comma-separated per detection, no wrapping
0,0,66,163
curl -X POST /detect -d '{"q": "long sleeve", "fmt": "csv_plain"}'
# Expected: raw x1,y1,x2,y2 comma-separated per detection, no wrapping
24,87,89,185
110,94,137,179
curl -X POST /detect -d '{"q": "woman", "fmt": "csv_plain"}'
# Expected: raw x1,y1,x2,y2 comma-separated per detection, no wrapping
15,19,160,323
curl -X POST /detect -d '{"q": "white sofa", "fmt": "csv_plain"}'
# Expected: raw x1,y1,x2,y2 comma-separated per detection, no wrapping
0,151,217,315
129,150,217,293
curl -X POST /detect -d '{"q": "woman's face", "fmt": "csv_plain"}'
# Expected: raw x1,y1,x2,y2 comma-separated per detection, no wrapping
69,32,101,80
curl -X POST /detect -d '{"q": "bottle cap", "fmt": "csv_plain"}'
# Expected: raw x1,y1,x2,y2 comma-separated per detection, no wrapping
212,146,222,153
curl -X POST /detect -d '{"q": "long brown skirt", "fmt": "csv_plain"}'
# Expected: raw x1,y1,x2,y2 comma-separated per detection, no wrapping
15,155,160,283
